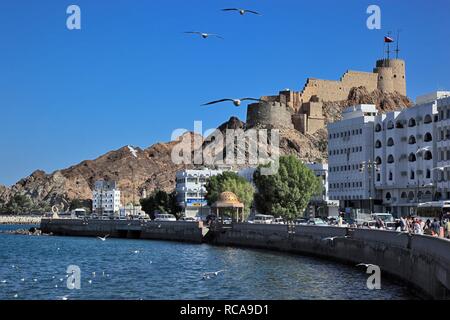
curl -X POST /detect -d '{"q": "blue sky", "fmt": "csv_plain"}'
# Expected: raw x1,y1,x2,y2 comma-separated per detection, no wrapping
1,0,449,186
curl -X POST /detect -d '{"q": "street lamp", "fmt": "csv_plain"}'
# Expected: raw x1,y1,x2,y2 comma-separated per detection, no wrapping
360,160,380,214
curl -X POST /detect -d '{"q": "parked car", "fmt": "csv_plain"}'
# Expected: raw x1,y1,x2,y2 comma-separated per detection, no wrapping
180,217,197,222
307,218,328,226
253,214,274,224
294,218,309,225
154,214,177,222
273,217,286,225
221,217,232,225
361,221,377,229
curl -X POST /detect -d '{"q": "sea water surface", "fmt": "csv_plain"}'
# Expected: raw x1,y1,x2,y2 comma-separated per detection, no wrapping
0,225,417,300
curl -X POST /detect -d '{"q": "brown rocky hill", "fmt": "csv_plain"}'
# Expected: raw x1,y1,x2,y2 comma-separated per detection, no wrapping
0,87,411,211
323,86,412,123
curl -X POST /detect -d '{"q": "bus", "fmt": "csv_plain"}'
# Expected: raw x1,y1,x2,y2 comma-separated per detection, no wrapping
416,201,450,220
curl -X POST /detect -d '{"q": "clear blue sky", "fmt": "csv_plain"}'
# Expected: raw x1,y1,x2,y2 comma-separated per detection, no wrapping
1,0,449,186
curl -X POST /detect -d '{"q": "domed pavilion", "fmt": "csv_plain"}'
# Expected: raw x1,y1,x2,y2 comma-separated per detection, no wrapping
211,191,245,222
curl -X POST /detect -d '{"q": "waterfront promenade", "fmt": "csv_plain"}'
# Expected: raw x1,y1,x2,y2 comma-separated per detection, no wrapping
40,218,450,299
0,215,41,225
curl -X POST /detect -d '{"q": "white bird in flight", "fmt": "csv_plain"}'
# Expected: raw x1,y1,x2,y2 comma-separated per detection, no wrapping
202,270,225,280
184,32,224,39
202,98,263,107
97,234,109,241
356,263,377,268
222,8,261,16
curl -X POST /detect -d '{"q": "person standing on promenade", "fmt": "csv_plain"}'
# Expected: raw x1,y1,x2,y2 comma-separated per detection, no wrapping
431,219,441,237
400,216,408,232
446,219,450,239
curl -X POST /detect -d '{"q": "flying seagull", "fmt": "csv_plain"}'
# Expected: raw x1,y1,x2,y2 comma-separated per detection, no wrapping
202,98,262,107
184,32,224,39
97,234,109,241
356,263,377,268
321,236,347,242
202,270,225,280
222,8,261,15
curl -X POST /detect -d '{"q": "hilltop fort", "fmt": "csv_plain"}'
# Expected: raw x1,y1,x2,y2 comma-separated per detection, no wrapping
247,58,408,134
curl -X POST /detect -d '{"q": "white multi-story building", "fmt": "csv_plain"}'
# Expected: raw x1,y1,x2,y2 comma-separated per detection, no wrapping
327,104,379,213
92,180,121,216
433,92,450,199
374,94,439,216
176,168,232,218
306,163,339,217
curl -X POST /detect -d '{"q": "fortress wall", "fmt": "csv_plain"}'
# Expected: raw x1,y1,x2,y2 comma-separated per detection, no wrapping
298,71,378,104
246,102,294,129
375,67,395,93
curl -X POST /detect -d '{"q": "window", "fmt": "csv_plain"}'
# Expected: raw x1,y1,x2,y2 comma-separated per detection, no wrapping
375,140,382,148
424,151,433,161
396,121,404,129
408,136,416,144
386,192,392,201
387,155,395,163
389,171,393,180
424,132,432,142
375,124,382,132
408,118,416,127
375,157,382,165
410,170,415,180
387,138,394,147
408,153,417,162
387,121,394,130
401,192,407,199
426,169,431,179
424,115,432,124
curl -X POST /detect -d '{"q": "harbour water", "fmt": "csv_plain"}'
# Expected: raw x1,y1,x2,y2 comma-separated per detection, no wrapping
0,225,417,300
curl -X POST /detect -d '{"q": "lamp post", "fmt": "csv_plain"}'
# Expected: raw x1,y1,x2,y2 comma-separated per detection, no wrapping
360,160,380,214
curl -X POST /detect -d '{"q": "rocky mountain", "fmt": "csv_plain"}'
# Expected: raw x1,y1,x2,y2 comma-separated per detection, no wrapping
323,86,412,123
0,87,411,211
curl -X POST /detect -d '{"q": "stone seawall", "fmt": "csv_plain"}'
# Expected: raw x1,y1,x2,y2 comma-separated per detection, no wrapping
40,219,204,243
209,224,450,300
0,215,42,225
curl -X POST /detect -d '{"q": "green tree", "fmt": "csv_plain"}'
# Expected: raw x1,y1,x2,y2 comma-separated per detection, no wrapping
5,194,33,215
140,190,181,219
205,171,255,218
253,155,322,221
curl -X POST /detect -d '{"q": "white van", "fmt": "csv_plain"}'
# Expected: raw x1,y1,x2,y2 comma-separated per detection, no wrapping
253,214,274,224
154,214,177,222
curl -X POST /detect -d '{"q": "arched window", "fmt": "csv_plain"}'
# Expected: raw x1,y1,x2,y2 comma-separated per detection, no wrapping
387,121,394,130
417,191,423,201
424,115,433,124
424,132,432,142
408,135,416,144
386,192,392,201
375,157,382,165
387,155,395,163
401,192,407,199
375,124,382,132
375,140,382,149
424,151,433,160
396,121,404,129
408,191,415,201
408,118,416,127
387,138,394,146
426,169,431,179
408,153,417,162
410,170,415,180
